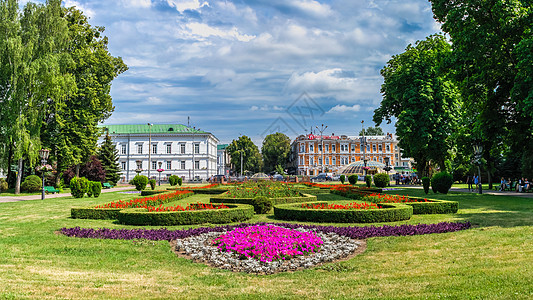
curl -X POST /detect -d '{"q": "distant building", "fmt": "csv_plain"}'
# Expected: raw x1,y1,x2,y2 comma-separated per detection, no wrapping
217,144,231,176
290,133,413,175
99,124,219,182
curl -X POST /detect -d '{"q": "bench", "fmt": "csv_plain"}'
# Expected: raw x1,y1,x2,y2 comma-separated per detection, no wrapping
102,183,113,189
44,186,59,194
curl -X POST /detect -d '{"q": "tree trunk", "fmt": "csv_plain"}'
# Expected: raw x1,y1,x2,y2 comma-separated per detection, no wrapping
15,158,23,194
75,164,80,177
487,169,492,190
6,144,14,189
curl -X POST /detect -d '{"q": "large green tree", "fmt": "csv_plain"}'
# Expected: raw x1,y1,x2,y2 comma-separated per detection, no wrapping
358,126,384,136
261,132,291,174
374,34,461,177
430,0,533,182
226,136,262,176
97,133,121,185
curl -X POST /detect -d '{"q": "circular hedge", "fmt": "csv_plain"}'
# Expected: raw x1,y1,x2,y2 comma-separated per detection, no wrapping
273,201,413,223
117,203,254,226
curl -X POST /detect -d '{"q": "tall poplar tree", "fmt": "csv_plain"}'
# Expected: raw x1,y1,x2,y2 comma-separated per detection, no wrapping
261,132,291,174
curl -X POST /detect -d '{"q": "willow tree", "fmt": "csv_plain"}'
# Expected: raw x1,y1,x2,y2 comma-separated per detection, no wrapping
373,34,461,177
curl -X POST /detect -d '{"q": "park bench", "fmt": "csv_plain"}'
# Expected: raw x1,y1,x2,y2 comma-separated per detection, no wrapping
102,182,113,189
44,186,59,194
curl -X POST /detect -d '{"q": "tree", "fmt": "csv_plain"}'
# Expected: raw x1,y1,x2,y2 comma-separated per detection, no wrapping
63,155,105,184
261,132,291,174
430,0,533,184
373,34,461,177
97,133,121,185
358,126,384,136
226,136,262,175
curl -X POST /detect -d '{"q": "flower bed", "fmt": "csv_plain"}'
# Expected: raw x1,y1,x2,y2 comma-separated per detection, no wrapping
226,181,300,198
274,201,412,223
70,190,193,220
168,183,228,194
301,202,382,210
210,192,317,206
147,202,229,212
212,224,323,262
60,221,472,241
117,203,254,226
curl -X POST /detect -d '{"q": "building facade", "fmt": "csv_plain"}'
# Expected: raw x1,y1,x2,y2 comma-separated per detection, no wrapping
291,133,413,175
217,144,231,176
99,124,219,183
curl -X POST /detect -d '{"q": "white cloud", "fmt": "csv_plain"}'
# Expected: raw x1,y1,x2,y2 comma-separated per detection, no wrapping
186,22,255,42
290,0,333,17
63,0,95,18
328,104,361,113
166,0,209,13
122,0,152,8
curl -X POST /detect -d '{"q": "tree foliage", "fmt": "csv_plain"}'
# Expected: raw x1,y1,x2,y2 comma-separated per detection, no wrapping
97,133,121,185
261,132,291,174
359,127,384,136
226,135,262,175
374,34,461,176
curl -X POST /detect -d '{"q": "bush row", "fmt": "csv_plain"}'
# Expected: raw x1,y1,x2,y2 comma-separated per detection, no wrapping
70,177,102,198
273,202,413,223
117,204,254,226
210,192,317,205
140,190,168,196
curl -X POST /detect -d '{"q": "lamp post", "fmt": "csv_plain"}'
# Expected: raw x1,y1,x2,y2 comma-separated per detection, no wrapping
473,144,483,194
147,123,153,180
360,121,368,176
316,124,327,173
240,149,244,179
157,161,163,186
384,156,391,186
39,149,50,200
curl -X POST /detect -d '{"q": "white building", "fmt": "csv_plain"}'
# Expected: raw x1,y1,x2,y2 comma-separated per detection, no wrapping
99,124,219,183
217,144,231,176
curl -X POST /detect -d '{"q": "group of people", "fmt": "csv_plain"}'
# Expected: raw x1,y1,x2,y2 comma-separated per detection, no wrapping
499,177,531,192
466,175,480,191
394,173,419,185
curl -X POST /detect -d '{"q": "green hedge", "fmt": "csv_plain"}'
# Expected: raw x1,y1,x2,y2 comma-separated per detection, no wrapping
167,187,229,194
273,202,412,223
140,190,169,196
210,192,317,205
402,199,458,214
117,204,254,226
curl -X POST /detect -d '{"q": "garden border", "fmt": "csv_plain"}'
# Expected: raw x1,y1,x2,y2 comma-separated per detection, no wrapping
210,192,317,205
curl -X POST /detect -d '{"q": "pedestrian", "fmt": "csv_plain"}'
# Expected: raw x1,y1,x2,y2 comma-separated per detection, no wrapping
473,175,479,191
466,175,472,191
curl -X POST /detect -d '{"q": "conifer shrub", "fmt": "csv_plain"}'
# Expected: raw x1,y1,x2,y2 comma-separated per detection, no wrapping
91,181,102,198
70,177,89,198
250,196,273,214
422,177,430,194
130,175,148,191
365,175,372,188
149,179,156,190
21,175,42,192
0,178,8,192
348,174,357,185
373,173,389,188
340,175,345,184
431,172,454,194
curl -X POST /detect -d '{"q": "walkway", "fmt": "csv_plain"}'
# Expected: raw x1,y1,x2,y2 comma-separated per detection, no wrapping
0,186,133,203
392,184,533,198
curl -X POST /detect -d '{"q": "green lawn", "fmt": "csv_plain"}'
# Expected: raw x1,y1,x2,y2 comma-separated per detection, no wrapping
0,188,532,299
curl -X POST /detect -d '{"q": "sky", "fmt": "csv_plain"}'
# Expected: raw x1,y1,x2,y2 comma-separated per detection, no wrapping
34,0,441,145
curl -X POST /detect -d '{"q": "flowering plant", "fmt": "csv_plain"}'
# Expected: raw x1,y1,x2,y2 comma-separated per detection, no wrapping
147,202,229,212
362,166,371,170
94,190,193,209
226,181,299,198
156,168,164,172
301,202,382,210
212,224,323,262
36,164,53,172
363,193,429,203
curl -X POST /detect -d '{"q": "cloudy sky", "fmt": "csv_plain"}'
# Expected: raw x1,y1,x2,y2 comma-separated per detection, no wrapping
54,0,440,144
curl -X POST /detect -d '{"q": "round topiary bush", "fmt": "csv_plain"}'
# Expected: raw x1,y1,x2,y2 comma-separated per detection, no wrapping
340,175,345,184
250,196,273,214
130,175,148,191
21,175,42,192
169,175,178,186
149,179,156,190
422,177,430,194
373,173,389,188
91,181,102,198
431,172,454,194
365,175,372,188
70,177,89,198
348,174,357,185
0,178,8,192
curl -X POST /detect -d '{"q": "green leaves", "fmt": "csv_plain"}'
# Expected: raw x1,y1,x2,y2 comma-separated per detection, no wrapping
226,135,262,175
261,132,291,173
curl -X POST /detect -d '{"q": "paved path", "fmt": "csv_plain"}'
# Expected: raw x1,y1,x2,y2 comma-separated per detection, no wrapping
0,186,133,203
391,184,533,198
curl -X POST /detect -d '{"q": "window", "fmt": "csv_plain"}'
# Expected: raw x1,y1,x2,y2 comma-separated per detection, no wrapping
121,145,126,155
325,144,329,152
395,153,398,159
194,143,199,154
332,144,336,152
152,144,157,154
395,145,398,151
166,144,172,154
310,157,314,165
310,144,314,152
299,157,303,165
367,144,371,152
352,157,355,162
372,144,376,152
378,144,382,152
351,144,355,152
180,143,186,154
166,161,171,170
318,144,322,152
194,160,200,169
318,158,322,165
152,161,157,170
121,162,126,170
386,144,390,152
137,144,143,154
332,157,336,165
136,161,142,169
300,144,304,153
181,161,186,170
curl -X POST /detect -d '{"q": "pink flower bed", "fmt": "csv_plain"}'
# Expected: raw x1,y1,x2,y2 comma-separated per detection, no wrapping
212,224,323,262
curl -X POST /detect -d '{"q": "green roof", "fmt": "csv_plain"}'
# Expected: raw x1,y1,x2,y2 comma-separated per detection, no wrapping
217,144,229,150
100,124,207,134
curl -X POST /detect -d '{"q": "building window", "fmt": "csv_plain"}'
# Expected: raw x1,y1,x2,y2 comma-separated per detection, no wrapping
318,144,322,152
378,144,382,152
386,144,390,152
121,145,126,155
180,143,186,154
310,144,314,152
332,157,336,165
194,144,199,154
395,145,398,151
194,160,200,169
166,161,171,170
318,158,322,165
310,157,314,165
332,144,336,152
325,144,329,152
300,144,304,153
367,144,371,152
152,144,157,154
121,162,126,170
352,157,355,162
181,161,185,170
351,144,355,152
299,157,303,165
136,161,142,169
166,144,171,154
137,144,143,154
152,161,157,170
372,144,376,152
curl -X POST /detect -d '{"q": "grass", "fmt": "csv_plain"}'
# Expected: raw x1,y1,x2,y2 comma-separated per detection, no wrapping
1,187,532,299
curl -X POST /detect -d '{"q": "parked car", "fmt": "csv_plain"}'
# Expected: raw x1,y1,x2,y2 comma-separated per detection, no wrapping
272,174,284,181
311,174,332,182
331,175,341,181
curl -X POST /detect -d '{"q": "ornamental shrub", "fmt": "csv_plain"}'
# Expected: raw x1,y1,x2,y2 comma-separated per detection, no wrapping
340,175,345,184
91,181,102,198
169,175,180,186
130,175,148,191
0,178,9,192
422,177,430,194
348,174,357,185
250,196,273,214
431,172,453,194
86,182,93,197
149,179,156,190
373,173,389,188
177,176,183,186
70,177,89,198
21,175,42,192
365,175,372,188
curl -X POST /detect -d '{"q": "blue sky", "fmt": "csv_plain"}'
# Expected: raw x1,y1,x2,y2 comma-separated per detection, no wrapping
45,0,440,144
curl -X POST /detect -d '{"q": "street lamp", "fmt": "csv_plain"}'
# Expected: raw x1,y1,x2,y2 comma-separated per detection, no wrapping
360,120,368,176
316,124,327,173
384,156,392,186
157,161,163,186
147,123,153,180
39,149,50,200
473,144,483,194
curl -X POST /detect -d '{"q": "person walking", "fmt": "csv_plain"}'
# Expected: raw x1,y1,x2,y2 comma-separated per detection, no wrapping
466,175,473,191
473,175,479,192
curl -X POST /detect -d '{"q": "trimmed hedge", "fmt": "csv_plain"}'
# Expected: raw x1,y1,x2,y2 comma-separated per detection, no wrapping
141,190,168,196
210,192,317,206
274,201,413,223
117,203,254,226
